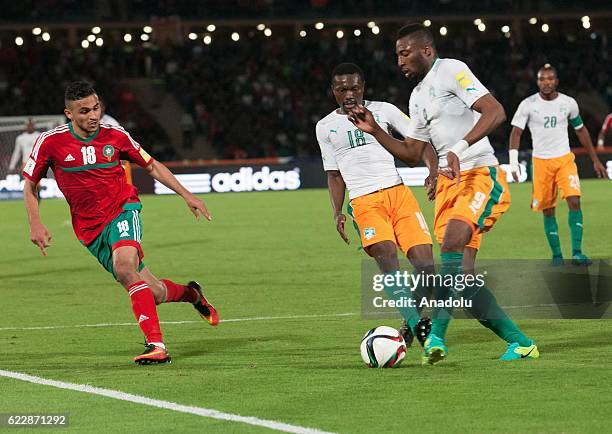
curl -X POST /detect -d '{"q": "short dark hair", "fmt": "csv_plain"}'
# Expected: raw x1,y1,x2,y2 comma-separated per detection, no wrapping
64,81,96,104
331,63,365,82
538,63,557,78
396,23,435,48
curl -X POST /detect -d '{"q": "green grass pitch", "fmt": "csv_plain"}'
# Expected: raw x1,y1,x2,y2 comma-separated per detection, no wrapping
1,180,611,433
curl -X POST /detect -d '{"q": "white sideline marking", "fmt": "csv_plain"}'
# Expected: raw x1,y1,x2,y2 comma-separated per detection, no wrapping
0,369,334,434
0,312,357,332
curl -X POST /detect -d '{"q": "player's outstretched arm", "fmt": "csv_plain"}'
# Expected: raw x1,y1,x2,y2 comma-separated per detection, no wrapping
327,170,349,244
509,126,524,182
574,126,609,179
347,104,427,166
146,160,213,220
23,179,51,256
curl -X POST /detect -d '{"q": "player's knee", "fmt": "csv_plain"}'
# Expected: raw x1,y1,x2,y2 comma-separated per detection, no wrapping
567,196,580,211
441,235,466,253
113,261,140,286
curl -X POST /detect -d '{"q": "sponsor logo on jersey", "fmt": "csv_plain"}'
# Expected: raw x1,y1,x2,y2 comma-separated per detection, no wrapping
64,154,75,162
102,145,115,161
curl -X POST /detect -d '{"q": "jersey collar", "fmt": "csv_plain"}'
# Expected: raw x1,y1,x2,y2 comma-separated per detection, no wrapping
69,122,100,142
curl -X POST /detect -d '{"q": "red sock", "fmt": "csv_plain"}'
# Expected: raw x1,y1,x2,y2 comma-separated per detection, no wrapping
127,281,163,343
161,279,198,303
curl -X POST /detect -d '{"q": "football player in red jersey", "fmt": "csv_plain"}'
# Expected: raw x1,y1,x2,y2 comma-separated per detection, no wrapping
22,81,219,365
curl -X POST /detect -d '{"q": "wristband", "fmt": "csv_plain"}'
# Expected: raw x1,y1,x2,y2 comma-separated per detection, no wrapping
448,139,469,157
509,149,519,167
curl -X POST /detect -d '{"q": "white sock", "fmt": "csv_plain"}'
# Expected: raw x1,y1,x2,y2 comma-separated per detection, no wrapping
148,342,166,349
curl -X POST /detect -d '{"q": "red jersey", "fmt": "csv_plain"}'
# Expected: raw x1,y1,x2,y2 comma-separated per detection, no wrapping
23,122,154,245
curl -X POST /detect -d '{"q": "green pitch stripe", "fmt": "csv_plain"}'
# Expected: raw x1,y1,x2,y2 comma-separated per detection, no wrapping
477,166,503,230
59,160,119,172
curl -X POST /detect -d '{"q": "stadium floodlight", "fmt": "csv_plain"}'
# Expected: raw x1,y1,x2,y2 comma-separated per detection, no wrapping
336,30,344,39
140,33,149,41
367,21,376,28
423,20,431,27
15,36,24,46
529,17,537,24
143,26,153,33
124,33,132,42
231,32,240,41
478,23,486,32
582,21,591,29
207,24,216,32
473,18,482,26
188,32,197,40
32,27,42,35
541,24,549,33
501,25,510,33
256,24,265,31
87,34,96,42
42,32,50,42
581,16,590,23
299,30,307,37
315,22,324,30
371,25,380,35
264,28,272,37
95,38,103,47
354,29,361,36
439,26,448,36
203,35,212,45
81,40,89,48
92,26,101,34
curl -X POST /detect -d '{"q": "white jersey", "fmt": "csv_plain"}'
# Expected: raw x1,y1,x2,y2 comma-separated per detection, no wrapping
316,100,411,199
511,92,583,159
101,113,120,127
406,58,499,170
9,131,41,170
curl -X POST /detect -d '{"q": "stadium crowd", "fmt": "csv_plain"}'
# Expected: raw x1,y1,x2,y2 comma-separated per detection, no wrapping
1,24,609,160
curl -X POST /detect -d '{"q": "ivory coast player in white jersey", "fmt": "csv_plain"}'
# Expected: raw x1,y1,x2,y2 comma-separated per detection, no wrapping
316,63,437,347
348,24,538,364
509,64,608,266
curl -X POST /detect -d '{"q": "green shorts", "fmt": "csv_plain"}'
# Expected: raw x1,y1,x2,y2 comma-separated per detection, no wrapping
86,203,145,278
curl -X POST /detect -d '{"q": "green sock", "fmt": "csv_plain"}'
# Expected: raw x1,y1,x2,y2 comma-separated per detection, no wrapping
543,215,562,257
464,284,532,347
568,209,583,255
381,272,420,332
430,252,463,339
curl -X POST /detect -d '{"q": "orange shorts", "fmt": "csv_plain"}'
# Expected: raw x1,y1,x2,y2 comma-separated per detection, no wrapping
348,184,432,254
434,166,510,250
531,152,581,212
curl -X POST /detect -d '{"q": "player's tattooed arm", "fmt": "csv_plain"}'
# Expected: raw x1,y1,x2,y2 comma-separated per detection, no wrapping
327,170,349,244
23,179,52,256
347,104,427,166
146,160,213,220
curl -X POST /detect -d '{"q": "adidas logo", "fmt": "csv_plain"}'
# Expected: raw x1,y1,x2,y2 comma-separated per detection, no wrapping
120,231,130,238
64,154,75,162
138,314,149,323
